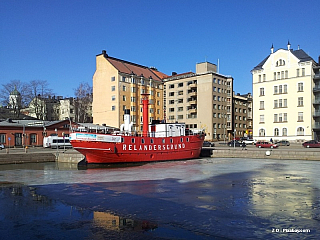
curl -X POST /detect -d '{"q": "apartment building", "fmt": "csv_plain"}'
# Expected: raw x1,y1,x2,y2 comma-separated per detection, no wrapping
233,92,253,138
163,62,234,141
92,50,167,130
252,42,320,142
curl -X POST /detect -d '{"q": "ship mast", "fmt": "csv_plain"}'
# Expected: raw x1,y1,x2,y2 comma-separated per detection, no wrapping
141,93,149,137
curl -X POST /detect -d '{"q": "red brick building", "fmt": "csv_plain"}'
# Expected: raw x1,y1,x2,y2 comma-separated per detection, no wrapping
0,119,71,148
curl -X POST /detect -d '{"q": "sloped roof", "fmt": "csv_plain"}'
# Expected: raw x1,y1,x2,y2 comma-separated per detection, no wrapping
291,49,314,62
101,53,167,81
253,48,315,71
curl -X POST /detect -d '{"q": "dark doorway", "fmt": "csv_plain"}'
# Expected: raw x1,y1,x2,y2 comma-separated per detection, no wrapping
15,133,22,146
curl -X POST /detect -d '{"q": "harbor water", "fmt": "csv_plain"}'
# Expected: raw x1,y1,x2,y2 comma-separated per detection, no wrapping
0,158,319,239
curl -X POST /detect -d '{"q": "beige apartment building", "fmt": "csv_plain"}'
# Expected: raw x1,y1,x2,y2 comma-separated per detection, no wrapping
163,62,234,141
92,50,167,130
252,42,320,142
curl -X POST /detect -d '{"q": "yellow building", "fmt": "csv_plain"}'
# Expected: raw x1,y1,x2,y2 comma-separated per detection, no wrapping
92,50,167,130
252,42,319,142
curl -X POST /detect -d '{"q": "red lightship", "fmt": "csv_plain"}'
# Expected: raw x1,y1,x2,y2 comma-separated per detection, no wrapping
70,94,205,164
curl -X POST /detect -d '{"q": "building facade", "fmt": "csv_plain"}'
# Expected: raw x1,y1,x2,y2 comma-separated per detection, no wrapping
92,50,167,130
163,62,234,141
252,43,320,142
233,92,253,139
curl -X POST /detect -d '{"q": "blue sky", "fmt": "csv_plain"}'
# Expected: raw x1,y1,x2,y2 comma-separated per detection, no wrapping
1,0,319,97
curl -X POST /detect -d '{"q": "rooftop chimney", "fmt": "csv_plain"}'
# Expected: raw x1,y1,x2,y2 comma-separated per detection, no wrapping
102,50,108,57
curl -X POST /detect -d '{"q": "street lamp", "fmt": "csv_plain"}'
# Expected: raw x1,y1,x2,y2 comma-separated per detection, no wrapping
55,128,58,157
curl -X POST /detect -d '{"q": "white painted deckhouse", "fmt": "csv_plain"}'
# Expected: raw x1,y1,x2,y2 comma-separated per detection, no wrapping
252,42,320,143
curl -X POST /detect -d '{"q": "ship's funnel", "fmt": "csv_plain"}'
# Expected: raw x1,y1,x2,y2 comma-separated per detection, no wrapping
124,109,130,131
141,93,149,137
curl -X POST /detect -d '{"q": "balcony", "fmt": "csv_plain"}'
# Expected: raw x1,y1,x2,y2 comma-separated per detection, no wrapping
188,83,197,89
313,122,320,129
188,91,197,97
313,110,320,117
188,100,197,105
188,108,197,113
313,99,320,105
314,74,320,80
313,86,320,92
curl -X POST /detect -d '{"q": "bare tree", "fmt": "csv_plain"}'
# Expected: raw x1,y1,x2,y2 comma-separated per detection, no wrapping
0,80,29,107
25,80,54,120
0,80,29,117
0,79,54,119
74,82,93,123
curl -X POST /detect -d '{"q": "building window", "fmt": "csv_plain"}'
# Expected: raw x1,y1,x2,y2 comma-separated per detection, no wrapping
298,82,303,92
274,72,276,80
282,128,287,136
30,134,37,144
278,113,282,122
285,70,288,78
263,74,266,81
260,115,264,123
112,106,116,111
284,99,287,107
274,114,278,122
260,88,264,96
298,97,303,106
111,76,115,82
296,69,300,77
279,99,282,108
297,127,304,136
111,86,115,91
122,86,126,91
131,97,136,103
284,113,287,122
259,129,265,136
274,128,279,136
178,83,183,87
259,75,261,82
298,112,303,121
284,84,287,93
123,95,126,101
169,84,174,89
169,92,174,96
279,85,282,94
0,133,6,143
274,100,278,108
274,86,278,94
302,68,305,76
112,95,116,101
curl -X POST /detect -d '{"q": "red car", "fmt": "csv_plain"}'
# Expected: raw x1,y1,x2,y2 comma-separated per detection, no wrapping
255,141,278,148
302,140,320,148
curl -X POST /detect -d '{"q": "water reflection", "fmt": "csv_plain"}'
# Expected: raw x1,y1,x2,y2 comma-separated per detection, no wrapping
0,159,319,239
94,211,157,232
0,184,158,240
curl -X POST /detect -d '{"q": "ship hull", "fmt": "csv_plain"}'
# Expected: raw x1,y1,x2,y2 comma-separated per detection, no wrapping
70,134,205,164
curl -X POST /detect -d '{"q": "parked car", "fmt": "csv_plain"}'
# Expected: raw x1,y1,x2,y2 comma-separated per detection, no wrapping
0,144,4,150
275,140,290,146
255,141,278,148
243,139,256,145
302,140,320,148
203,141,214,147
228,140,242,147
